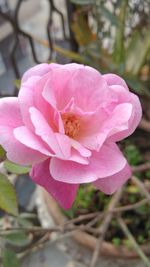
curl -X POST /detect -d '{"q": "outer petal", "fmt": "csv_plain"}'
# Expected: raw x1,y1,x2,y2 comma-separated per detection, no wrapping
93,162,131,194
0,98,47,165
19,75,52,130
103,73,129,90
104,103,133,138
0,97,22,127
108,94,142,141
18,76,41,129
50,143,127,184
14,126,52,156
30,159,79,209
22,63,57,83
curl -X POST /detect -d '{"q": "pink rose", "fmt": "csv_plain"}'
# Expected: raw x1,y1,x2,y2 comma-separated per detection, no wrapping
0,63,142,209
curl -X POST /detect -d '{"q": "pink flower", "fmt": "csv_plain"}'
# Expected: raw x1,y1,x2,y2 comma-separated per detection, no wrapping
0,63,142,209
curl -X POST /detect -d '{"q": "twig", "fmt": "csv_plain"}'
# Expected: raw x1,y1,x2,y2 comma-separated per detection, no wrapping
87,198,149,227
89,188,123,267
18,229,77,260
87,213,104,227
139,118,150,133
64,212,99,225
1,196,148,238
118,217,150,267
0,226,63,235
132,176,150,200
112,198,149,213
132,162,150,173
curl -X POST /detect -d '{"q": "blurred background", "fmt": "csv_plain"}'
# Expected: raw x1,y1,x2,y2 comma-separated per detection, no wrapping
0,0,150,267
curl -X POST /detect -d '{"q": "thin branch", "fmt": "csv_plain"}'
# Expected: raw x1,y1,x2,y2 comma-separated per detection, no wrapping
118,217,150,267
112,198,149,213
64,212,99,225
132,176,150,200
89,188,123,267
139,118,150,133
132,162,150,173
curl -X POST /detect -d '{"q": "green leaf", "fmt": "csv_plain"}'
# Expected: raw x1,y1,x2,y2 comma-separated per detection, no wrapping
101,6,120,27
2,249,20,267
0,173,18,216
70,0,95,4
5,231,30,247
112,237,121,246
54,45,89,64
0,145,6,161
126,29,150,75
124,75,150,97
4,161,30,174
14,80,21,90
113,0,128,68
71,13,96,46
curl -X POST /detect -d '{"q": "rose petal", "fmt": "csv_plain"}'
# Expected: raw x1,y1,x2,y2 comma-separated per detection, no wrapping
108,95,142,141
104,103,133,138
50,142,126,184
22,63,57,83
14,126,52,156
0,98,46,165
0,97,22,127
42,64,108,112
93,162,131,194
71,139,91,157
103,73,129,90
30,159,78,209
29,107,71,159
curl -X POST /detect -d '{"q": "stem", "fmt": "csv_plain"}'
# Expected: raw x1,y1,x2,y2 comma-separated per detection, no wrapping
118,217,150,267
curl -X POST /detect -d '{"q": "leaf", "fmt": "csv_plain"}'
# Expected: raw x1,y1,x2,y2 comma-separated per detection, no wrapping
71,13,96,46
0,145,6,161
126,29,150,75
0,173,18,216
54,45,89,63
113,0,128,68
101,6,120,27
4,161,30,174
70,0,95,4
14,80,21,90
5,231,30,247
17,217,33,227
124,75,150,97
2,249,20,267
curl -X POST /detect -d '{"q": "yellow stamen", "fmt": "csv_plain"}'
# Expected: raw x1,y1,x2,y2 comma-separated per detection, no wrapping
62,113,80,138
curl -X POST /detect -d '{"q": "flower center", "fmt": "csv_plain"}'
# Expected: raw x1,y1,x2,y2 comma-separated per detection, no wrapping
61,113,80,138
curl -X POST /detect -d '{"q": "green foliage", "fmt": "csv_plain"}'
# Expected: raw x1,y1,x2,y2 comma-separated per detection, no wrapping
112,237,121,246
0,173,18,216
4,160,30,175
4,230,30,247
126,30,150,75
0,145,6,161
66,0,150,96
71,0,95,4
63,185,97,218
71,12,96,46
100,6,120,27
145,170,150,179
14,80,21,90
137,235,145,244
113,0,127,69
2,249,20,267
124,144,142,166
63,185,110,219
